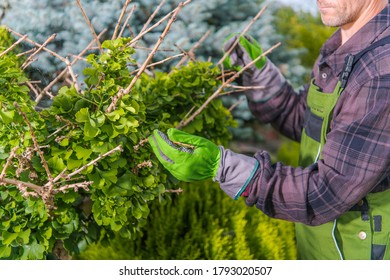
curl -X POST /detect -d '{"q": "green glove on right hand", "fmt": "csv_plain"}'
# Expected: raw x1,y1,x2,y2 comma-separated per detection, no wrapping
223,34,266,71
148,128,221,182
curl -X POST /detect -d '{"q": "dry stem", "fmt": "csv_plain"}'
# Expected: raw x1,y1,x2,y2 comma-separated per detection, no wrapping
0,35,28,58
76,0,102,51
106,1,190,113
112,0,132,40
176,42,281,129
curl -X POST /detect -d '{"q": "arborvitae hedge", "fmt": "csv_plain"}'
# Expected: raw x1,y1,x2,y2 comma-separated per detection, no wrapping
78,181,297,260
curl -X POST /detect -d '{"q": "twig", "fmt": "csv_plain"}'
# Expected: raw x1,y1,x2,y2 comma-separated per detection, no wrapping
0,147,18,180
26,81,40,98
177,42,281,129
139,0,166,34
35,29,107,103
129,53,184,75
65,145,123,179
217,5,267,66
21,34,56,69
0,35,28,58
1,177,42,193
16,48,37,57
106,1,188,113
65,57,80,93
118,5,136,39
7,27,67,63
175,29,211,68
112,0,132,40
14,102,54,182
128,0,192,47
228,97,245,112
75,0,102,52
164,188,184,194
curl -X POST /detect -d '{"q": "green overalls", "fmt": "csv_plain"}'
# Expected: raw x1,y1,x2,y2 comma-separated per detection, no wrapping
296,37,390,260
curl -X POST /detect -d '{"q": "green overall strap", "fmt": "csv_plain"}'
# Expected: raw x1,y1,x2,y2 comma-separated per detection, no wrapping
296,35,390,260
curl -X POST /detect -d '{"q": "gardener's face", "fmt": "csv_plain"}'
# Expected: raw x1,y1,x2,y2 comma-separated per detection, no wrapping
317,0,387,27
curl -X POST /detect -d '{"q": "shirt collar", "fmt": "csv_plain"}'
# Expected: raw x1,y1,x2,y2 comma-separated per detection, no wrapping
319,2,390,78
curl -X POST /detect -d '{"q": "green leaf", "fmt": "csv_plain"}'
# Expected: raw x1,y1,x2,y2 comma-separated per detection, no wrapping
2,231,18,246
75,108,90,123
21,240,46,260
143,174,155,187
74,145,93,160
84,122,100,138
0,245,11,258
0,109,14,124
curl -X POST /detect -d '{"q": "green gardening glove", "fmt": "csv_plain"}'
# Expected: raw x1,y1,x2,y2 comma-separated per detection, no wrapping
223,34,266,71
148,128,221,182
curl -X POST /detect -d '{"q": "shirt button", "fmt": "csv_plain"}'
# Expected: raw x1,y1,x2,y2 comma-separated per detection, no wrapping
321,72,328,79
358,231,367,240
358,200,364,207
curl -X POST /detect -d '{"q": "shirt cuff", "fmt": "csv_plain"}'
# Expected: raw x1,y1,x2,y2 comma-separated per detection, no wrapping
214,147,260,200
243,59,286,103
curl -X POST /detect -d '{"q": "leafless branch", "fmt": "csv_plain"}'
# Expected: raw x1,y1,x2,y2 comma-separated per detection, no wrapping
177,42,281,128
75,0,102,52
0,35,27,58
112,0,132,40
106,1,189,113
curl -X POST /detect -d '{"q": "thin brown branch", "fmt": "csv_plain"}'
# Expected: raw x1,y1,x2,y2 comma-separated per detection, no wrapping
217,5,267,66
139,0,166,34
228,98,245,112
1,177,42,193
7,27,67,63
65,145,123,179
112,0,132,40
21,34,56,69
106,1,188,113
0,35,28,58
75,0,102,51
175,29,211,68
35,29,107,103
177,42,281,129
128,0,192,47
14,102,53,182
118,5,136,39
129,53,184,75
0,147,18,180
16,48,37,57
65,57,80,93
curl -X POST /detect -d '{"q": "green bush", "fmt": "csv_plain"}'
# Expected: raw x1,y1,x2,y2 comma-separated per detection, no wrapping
78,181,297,260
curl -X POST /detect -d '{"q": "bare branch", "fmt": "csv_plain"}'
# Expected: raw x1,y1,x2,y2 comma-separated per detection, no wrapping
177,42,281,129
7,27,67,63
75,0,102,51
65,145,123,179
14,102,53,182
128,0,192,47
35,29,107,103
139,0,166,34
0,147,18,180
217,5,267,66
0,35,28,58
21,34,57,69
112,0,132,40
118,5,136,39
106,1,189,113
175,29,211,68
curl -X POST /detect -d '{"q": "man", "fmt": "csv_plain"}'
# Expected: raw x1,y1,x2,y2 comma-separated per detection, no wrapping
149,0,390,260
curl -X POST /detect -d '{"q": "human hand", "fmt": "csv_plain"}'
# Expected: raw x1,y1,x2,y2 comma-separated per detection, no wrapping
148,128,221,182
223,34,266,71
